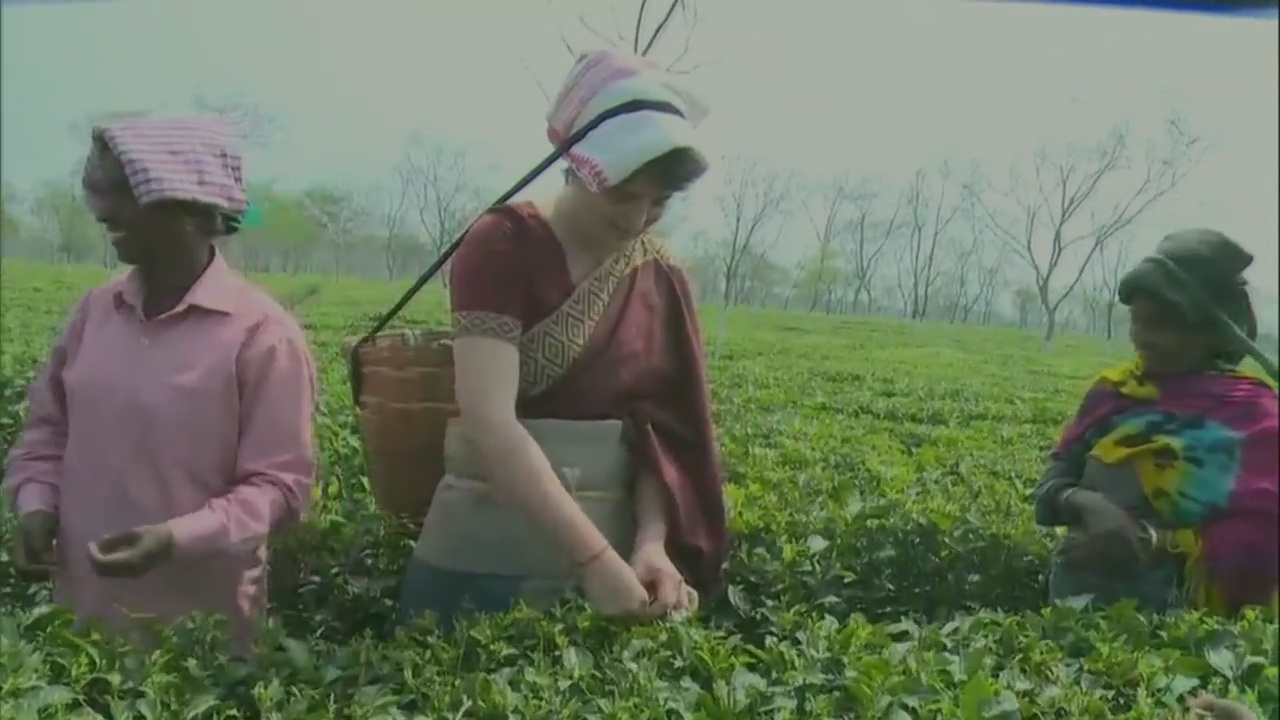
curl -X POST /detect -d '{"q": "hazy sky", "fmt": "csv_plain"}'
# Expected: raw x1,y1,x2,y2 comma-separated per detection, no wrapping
2,0,1276,297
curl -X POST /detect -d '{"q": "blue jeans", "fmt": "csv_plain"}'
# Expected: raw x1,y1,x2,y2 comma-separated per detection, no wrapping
396,559,528,635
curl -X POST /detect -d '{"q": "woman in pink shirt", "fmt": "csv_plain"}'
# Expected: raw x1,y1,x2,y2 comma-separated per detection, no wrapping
2,118,318,648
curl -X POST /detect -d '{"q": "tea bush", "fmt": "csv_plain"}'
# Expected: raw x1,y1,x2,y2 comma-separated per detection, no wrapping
2,261,1275,719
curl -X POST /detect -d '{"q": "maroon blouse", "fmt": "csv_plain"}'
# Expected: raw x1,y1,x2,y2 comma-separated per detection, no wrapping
446,201,728,593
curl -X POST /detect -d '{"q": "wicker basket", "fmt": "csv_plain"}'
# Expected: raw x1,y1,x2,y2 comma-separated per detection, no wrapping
349,329,457,523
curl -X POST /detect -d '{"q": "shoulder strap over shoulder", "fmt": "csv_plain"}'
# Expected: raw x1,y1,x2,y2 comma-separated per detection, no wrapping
347,99,686,406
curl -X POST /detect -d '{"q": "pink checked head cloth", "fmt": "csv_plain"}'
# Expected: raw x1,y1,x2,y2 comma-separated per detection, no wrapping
546,49,710,192
82,117,248,216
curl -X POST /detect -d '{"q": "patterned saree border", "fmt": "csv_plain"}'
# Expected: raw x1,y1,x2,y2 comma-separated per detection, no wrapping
518,235,671,395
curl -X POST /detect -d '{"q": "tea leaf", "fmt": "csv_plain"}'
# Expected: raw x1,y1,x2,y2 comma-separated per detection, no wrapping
0,263,1274,719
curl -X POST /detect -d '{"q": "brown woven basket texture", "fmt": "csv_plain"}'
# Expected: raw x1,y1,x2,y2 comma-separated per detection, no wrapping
351,329,458,522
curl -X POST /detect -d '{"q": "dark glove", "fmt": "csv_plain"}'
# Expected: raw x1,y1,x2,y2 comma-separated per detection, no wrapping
15,510,59,579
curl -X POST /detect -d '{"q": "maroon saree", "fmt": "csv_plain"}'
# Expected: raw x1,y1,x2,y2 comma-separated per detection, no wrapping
446,202,727,593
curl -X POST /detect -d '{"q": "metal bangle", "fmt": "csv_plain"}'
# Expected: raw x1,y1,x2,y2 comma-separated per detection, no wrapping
1056,487,1080,512
574,544,610,571
1140,522,1159,551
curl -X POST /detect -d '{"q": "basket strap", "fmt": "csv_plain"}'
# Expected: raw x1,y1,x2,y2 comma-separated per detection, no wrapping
1148,255,1279,384
346,98,687,406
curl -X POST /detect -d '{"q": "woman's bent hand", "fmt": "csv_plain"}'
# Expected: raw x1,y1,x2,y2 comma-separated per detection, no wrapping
631,542,694,617
1059,489,1147,571
580,549,657,620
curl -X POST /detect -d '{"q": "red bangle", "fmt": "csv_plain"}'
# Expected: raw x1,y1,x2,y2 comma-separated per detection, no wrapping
575,544,610,570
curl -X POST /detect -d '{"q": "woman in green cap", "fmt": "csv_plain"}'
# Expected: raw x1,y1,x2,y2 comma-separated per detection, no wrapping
1032,228,1278,617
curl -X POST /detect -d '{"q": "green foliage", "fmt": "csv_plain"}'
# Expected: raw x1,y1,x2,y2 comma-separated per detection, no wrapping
26,181,102,264
1,260,1273,719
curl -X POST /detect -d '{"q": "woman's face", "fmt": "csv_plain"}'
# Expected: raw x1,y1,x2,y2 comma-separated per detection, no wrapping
84,150,212,267
89,193,195,267
567,172,673,247
1128,293,1214,372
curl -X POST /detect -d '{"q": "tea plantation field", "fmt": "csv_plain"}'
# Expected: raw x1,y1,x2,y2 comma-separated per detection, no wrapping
1,260,1275,719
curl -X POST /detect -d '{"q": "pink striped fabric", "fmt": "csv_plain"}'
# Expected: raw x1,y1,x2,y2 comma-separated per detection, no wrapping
86,118,247,213
543,49,708,192
545,51,656,146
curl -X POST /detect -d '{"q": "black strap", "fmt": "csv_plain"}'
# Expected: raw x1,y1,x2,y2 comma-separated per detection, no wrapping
347,99,686,405
1148,255,1279,384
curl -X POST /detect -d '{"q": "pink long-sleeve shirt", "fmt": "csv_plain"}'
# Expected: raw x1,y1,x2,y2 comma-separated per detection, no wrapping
2,252,317,646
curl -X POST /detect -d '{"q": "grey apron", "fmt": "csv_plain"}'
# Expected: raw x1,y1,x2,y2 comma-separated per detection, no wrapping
412,418,637,606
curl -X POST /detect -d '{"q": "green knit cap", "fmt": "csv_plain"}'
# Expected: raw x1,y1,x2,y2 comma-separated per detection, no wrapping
1117,228,1258,364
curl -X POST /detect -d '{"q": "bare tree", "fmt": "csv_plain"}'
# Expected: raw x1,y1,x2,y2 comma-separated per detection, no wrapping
970,240,1005,326
372,160,416,280
402,137,486,284
676,231,722,302
844,181,906,311
943,195,1001,324
943,227,985,324
29,180,100,264
1013,287,1040,330
714,158,790,306
842,184,902,314
780,258,805,311
300,186,367,277
972,259,1003,326
969,116,1199,341
799,178,853,312
1093,235,1134,341
732,239,790,308
895,164,963,320
1,183,24,243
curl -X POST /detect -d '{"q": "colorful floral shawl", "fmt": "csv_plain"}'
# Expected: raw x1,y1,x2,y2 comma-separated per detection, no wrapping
1054,359,1279,615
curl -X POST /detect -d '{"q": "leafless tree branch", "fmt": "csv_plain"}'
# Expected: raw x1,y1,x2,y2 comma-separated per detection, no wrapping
398,136,488,286
842,183,903,314
966,114,1200,341
714,158,792,306
799,178,853,312
896,163,962,320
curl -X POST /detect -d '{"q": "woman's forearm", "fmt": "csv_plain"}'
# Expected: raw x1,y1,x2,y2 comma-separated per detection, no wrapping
634,473,668,551
1032,455,1087,527
469,416,611,563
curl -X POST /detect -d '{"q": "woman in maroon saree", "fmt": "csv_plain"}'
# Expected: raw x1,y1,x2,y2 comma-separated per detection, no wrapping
397,49,727,632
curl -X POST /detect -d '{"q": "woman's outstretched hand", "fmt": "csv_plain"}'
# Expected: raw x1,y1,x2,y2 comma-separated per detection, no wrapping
579,547,657,620
631,542,698,618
